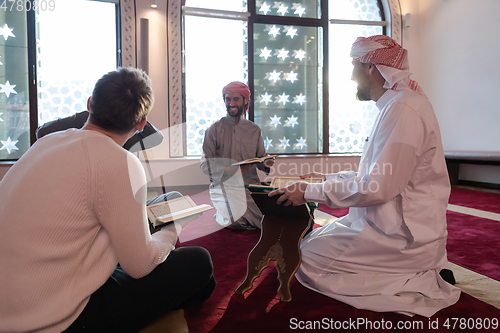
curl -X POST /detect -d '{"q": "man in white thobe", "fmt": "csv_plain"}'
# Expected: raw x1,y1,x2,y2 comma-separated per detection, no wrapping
201,81,274,230
270,35,460,317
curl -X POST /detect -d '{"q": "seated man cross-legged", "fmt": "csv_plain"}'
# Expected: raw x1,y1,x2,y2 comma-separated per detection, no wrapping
200,81,274,230
0,67,215,333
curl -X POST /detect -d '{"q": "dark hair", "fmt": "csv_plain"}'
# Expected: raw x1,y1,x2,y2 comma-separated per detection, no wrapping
88,67,154,134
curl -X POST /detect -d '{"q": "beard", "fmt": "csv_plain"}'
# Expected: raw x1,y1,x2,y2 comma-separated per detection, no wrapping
227,104,245,118
356,85,371,101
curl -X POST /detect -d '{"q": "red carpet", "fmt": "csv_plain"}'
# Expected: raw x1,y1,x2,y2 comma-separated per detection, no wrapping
317,187,500,216
177,187,500,332
446,211,500,281
449,187,500,214
180,227,500,333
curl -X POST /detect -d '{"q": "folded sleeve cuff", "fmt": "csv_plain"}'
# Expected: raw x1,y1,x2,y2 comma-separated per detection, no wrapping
305,183,326,203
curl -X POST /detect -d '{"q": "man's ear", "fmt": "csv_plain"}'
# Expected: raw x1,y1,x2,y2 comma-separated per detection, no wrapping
87,96,91,111
135,118,147,132
366,63,375,75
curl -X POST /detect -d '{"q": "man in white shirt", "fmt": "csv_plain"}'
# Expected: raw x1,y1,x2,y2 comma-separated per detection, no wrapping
269,35,460,317
0,68,215,332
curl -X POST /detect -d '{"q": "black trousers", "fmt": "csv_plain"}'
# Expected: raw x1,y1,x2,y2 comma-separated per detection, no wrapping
64,246,215,333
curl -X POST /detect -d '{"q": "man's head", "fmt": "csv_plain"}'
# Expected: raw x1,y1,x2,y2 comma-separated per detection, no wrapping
88,67,154,134
350,35,423,97
222,81,251,118
351,61,379,101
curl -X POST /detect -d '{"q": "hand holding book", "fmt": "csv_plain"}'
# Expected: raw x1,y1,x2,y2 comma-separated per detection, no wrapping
268,181,309,207
146,196,213,229
231,154,277,166
300,172,326,181
247,176,323,209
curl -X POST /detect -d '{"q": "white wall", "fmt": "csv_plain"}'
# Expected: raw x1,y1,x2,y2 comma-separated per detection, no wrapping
135,0,171,159
400,0,500,184
401,0,500,152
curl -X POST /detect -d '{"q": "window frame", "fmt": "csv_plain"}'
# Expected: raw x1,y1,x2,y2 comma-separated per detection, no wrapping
0,0,121,162
249,0,329,154
178,0,398,157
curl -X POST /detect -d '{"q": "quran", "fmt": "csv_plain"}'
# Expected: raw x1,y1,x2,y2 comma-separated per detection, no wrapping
247,176,324,210
146,196,213,227
247,176,324,192
231,154,277,166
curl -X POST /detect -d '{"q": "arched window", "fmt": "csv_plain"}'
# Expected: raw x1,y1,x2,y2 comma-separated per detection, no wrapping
171,0,401,156
0,0,120,161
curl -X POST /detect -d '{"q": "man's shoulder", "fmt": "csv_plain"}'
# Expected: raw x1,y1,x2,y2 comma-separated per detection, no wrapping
392,90,428,110
36,111,89,139
206,116,227,129
240,118,259,126
389,90,438,127
239,118,263,131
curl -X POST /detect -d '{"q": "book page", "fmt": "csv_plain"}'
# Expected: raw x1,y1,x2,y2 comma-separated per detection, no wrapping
231,154,277,166
147,196,195,221
155,204,213,225
270,177,299,188
231,157,261,166
146,196,213,226
270,176,323,188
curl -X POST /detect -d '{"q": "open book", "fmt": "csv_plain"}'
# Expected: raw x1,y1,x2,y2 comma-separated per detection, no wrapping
250,191,312,218
270,176,323,188
231,154,277,166
146,196,213,227
247,176,324,210
247,176,324,192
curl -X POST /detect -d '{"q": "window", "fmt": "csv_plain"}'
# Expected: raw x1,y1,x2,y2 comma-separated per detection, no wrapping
327,0,385,153
252,1,323,154
37,0,118,126
0,0,119,161
183,1,248,156
0,8,30,160
181,0,396,156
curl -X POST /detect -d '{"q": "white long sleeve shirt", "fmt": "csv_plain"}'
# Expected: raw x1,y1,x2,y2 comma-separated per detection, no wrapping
298,89,460,317
0,129,177,332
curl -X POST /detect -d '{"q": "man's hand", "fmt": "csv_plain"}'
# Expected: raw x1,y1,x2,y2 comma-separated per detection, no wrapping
300,172,326,181
263,157,275,169
268,181,308,207
163,213,202,236
240,164,253,174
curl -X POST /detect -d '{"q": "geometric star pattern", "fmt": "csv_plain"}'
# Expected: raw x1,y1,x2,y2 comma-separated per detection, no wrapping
260,92,273,105
293,49,306,61
264,137,273,150
259,2,271,15
295,137,307,149
279,137,290,148
293,93,306,105
253,10,321,154
0,137,19,154
0,81,17,97
286,115,299,127
270,114,281,127
0,24,15,41
276,92,289,105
